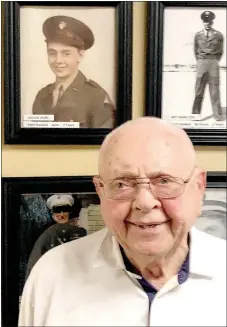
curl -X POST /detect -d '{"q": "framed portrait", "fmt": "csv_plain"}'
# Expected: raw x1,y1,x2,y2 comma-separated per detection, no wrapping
2,175,105,326
3,1,132,145
195,172,226,240
146,1,226,145
2,172,226,326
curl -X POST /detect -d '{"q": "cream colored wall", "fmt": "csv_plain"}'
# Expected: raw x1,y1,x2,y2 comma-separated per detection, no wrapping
2,2,226,177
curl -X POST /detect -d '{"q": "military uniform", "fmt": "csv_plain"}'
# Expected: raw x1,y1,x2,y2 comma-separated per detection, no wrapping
25,194,87,278
32,15,115,128
192,11,224,120
26,222,87,278
32,71,115,128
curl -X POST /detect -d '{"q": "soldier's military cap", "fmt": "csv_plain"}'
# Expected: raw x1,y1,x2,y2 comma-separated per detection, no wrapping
46,194,74,210
43,15,94,50
201,11,215,22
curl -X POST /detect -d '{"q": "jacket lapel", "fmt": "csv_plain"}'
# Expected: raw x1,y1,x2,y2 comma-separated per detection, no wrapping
41,84,56,114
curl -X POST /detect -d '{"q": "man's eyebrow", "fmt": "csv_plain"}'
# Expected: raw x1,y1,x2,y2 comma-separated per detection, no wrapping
112,170,171,179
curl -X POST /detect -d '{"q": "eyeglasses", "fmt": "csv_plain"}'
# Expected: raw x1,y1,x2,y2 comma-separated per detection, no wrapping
52,205,71,213
98,168,195,200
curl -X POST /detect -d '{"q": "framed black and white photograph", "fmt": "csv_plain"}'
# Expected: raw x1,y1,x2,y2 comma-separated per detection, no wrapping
195,173,226,240
3,1,132,145
2,172,226,326
146,2,226,145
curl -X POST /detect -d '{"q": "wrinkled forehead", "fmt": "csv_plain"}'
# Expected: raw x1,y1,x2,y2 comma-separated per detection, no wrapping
100,136,192,180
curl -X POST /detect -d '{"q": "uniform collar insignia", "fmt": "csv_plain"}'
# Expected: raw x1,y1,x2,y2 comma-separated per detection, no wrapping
59,21,67,30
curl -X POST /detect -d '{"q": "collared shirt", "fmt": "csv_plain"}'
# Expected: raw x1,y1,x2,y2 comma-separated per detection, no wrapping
52,73,80,108
18,227,226,326
120,245,190,302
54,71,79,93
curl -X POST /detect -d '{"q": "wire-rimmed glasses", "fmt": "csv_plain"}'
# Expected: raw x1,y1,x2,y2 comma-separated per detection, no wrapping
98,168,196,200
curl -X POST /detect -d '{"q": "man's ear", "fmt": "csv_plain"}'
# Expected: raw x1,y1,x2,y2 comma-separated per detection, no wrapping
93,176,103,196
78,49,85,63
197,169,207,194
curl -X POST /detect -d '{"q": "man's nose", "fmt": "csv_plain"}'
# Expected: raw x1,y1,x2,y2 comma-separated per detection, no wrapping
132,183,161,212
55,53,64,63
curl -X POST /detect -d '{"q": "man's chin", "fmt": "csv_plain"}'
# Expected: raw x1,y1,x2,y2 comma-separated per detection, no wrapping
57,220,68,224
54,73,69,79
130,241,167,258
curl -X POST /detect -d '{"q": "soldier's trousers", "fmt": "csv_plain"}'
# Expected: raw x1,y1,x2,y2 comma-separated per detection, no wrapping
192,59,222,118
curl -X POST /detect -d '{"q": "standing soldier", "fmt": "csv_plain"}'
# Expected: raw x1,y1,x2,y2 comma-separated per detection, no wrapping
32,15,115,128
192,11,224,121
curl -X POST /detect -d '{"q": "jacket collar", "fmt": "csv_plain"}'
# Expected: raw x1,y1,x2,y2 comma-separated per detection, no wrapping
47,70,87,95
70,70,87,90
202,28,216,40
91,227,215,279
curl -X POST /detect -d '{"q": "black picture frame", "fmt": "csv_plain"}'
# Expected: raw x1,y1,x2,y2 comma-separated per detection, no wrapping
2,172,226,326
146,1,227,145
3,1,132,145
2,175,96,327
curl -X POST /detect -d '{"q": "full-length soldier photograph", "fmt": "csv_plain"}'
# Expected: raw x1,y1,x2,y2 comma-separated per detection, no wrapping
32,15,115,128
161,6,226,130
192,11,225,121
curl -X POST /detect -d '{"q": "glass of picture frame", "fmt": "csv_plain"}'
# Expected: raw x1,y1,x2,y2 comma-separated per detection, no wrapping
146,1,226,145
3,1,133,145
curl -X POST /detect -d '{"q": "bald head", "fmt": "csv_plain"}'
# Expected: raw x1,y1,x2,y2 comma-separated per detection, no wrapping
98,117,196,178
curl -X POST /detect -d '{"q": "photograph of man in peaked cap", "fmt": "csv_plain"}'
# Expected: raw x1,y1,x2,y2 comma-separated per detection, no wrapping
192,10,225,121
160,6,226,131
26,193,87,278
32,15,115,128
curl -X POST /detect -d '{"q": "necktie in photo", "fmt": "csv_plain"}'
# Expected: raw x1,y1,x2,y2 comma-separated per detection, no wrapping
52,85,64,108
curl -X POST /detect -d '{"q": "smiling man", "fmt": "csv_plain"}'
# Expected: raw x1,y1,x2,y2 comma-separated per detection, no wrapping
32,15,115,128
19,117,226,326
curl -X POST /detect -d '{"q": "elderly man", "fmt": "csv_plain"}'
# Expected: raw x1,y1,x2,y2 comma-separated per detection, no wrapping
32,15,115,127
19,117,226,326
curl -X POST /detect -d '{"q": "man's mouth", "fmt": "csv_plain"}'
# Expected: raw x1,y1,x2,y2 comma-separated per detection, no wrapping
127,221,166,229
54,66,67,71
